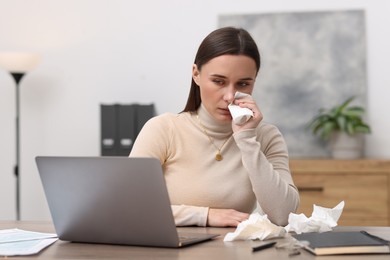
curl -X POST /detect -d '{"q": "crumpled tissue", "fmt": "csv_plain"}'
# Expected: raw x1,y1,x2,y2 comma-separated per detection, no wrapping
284,201,345,234
223,213,286,242
228,92,254,125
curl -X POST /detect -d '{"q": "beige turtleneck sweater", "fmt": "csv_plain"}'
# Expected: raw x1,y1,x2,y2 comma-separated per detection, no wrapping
129,104,299,227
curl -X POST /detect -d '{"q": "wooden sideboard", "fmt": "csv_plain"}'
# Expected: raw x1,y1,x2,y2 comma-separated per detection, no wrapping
289,159,390,226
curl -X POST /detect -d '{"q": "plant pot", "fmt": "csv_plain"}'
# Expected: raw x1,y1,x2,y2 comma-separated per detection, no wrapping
330,132,364,159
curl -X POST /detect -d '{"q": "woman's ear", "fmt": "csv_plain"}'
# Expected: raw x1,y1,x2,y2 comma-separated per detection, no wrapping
192,64,200,85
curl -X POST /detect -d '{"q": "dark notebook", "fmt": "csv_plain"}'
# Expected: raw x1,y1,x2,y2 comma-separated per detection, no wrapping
293,231,390,256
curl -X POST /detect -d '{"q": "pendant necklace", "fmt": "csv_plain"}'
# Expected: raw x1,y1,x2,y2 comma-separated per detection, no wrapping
196,114,232,161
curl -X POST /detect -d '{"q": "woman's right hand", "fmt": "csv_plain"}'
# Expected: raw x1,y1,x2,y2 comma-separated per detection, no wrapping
207,208,249,227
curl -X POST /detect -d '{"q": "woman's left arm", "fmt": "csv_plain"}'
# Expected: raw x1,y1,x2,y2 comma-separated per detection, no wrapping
233,125,300,226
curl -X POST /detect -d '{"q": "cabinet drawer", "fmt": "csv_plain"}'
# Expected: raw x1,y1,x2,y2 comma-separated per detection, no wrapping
294,174,388,226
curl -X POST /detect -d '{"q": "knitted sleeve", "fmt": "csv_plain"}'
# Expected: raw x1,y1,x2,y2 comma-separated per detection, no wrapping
233,123,300,226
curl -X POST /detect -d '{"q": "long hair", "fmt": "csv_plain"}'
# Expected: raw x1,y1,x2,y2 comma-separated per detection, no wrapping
181,27,261,112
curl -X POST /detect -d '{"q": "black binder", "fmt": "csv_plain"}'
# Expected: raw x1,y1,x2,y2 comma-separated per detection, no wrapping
100,104,155,156
100,105,117,156
117,105,136,156
134,104,155,137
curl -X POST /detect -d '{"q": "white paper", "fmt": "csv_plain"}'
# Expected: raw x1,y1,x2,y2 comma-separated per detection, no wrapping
284,201,345,234
223,213,286,241
228,92,254,125
0,229,58,256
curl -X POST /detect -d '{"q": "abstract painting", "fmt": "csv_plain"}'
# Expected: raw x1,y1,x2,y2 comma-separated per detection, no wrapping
219,10,367,158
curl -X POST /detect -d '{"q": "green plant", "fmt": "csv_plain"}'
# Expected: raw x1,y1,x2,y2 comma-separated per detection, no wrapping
307,96,371,140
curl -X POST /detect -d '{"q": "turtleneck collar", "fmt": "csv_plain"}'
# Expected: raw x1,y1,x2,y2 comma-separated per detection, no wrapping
196,104,232,137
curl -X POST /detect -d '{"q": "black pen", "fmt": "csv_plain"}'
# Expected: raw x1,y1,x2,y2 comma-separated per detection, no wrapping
252,241,277,252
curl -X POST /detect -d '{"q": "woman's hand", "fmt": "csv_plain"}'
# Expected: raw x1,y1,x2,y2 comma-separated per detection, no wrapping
231,95,263,132
207,208,250,227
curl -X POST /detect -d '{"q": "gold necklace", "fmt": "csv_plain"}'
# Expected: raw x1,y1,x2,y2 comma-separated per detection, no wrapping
196,114,232,161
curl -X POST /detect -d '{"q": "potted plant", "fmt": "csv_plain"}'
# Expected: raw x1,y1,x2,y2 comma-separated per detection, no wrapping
307,96,371,159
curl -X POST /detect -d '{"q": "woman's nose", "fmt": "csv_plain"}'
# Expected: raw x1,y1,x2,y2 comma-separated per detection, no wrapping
223,87,236,104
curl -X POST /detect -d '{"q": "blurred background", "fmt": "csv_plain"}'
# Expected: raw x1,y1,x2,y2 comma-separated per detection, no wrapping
0,0,389,221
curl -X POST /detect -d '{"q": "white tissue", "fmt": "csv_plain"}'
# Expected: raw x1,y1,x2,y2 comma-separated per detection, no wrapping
284,201,345,234
223,213,286,241
228,92,254,125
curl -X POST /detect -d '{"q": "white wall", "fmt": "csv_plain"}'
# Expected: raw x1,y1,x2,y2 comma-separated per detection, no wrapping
0,0,389,220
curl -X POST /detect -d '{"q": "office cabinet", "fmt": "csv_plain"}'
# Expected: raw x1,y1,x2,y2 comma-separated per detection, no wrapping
100,104,155,156
290,159,390,226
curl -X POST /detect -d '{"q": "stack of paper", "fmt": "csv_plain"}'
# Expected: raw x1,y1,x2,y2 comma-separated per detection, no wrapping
0,229,57,256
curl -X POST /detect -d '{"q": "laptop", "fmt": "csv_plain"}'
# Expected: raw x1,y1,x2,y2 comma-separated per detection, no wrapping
36,156,219,247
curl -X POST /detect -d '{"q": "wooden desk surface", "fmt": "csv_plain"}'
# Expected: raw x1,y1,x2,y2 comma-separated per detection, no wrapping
1,221,390,260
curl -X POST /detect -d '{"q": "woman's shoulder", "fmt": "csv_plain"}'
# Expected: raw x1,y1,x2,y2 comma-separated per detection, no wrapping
145,112,191,127
257,121,281,134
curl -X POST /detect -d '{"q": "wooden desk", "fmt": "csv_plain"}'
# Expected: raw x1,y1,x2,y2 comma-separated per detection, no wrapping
1,221,390,259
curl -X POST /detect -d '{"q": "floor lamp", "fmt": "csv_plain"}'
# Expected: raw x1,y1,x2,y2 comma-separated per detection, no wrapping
0,53,40,220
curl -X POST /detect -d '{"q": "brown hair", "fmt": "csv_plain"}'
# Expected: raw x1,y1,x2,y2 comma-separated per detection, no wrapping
182,27,261,112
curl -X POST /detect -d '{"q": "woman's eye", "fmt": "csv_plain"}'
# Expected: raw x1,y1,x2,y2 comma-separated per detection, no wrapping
212,79,224,85
237,82,250,87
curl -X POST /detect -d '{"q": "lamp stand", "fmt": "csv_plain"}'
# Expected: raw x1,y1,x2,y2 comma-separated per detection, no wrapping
0,52,41,220
11,72,25,221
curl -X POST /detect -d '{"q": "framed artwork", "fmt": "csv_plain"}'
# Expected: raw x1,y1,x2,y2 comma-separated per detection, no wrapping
219,10,367,158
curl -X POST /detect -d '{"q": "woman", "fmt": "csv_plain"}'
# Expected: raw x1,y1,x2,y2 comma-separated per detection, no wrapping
130,27,299,227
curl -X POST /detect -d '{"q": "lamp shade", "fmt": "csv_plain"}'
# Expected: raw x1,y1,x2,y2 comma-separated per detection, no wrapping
0,52,41,73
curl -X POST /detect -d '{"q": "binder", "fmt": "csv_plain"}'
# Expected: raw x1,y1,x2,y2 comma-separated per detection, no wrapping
100,105,117,156
100,104,155,156
117,105,136,156
134,104,155,140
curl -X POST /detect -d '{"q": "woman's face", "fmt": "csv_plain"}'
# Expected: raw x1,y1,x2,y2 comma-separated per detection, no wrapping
192,54,257,123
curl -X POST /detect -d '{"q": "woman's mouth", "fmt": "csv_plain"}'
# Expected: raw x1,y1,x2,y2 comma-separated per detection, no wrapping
219,108,231,115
